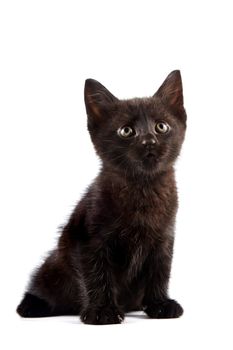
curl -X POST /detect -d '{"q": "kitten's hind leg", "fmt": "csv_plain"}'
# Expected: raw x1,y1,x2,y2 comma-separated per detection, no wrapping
17,293,56,318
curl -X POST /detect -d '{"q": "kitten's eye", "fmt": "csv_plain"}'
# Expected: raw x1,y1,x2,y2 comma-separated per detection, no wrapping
155,121,170,134
118,126,135,138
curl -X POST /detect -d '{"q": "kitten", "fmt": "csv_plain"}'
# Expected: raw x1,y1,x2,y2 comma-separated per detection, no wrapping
17,70,186,325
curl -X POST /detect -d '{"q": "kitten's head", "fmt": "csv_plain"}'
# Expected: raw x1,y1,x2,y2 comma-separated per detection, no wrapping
84,71,186,178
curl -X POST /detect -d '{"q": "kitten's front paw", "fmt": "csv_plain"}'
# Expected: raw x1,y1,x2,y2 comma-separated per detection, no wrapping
80,306,124,325
144,299,183,319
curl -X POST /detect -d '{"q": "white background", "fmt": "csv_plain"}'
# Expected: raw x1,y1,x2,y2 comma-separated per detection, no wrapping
0,0,233,349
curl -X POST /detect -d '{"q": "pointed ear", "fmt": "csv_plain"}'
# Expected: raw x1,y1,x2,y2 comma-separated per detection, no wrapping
154,70,184,111
84,79,118,120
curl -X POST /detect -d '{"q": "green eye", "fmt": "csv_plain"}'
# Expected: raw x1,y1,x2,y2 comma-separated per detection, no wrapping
155,121,170,134
118,126,135,138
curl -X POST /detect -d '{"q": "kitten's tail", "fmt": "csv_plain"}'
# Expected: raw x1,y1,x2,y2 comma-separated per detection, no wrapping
17,293,54,318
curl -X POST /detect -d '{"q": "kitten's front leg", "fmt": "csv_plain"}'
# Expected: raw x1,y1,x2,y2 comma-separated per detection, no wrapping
80,246,124,325
143,238,183,319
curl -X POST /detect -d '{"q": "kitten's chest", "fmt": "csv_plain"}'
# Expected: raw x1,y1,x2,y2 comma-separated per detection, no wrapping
108,177,176,277
111,231,147,278
117,184,175,234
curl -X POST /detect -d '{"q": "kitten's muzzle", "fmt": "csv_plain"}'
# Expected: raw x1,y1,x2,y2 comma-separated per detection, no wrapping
144,148,157,159
145,152,156,159
141,136,158,159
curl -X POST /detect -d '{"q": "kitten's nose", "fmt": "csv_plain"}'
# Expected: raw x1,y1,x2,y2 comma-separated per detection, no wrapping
141,134,157,146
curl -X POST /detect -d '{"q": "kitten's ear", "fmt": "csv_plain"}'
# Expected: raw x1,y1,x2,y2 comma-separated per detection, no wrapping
84,79,118,119
154,70,184,111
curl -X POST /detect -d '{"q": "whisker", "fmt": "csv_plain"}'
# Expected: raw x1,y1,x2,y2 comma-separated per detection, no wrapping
109,154,126,162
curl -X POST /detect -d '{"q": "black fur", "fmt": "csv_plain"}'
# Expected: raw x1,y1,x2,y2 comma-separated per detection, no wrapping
17,71,186,324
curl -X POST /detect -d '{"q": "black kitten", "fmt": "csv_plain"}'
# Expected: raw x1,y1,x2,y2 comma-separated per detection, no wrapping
17,70,186,324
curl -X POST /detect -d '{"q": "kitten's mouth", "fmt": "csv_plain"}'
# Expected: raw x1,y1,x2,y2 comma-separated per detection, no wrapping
145,152,157,159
